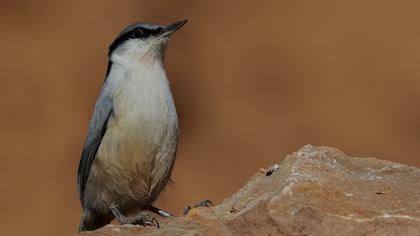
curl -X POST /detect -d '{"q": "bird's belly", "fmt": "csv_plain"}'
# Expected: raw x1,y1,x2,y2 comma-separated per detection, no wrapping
87,88,178,210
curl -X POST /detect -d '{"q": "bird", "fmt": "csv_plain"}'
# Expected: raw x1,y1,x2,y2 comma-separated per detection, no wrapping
77,20,187,232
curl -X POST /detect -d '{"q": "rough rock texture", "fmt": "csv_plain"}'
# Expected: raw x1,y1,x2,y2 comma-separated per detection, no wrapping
77,145,420,236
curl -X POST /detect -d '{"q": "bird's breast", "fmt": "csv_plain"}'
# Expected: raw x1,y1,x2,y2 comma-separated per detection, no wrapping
114,65,176,130
85,53,180,211
101,64,178,164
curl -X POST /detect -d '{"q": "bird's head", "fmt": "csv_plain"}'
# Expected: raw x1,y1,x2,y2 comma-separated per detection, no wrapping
108,20,187,64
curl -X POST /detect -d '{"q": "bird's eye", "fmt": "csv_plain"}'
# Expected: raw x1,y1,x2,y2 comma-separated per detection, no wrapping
133,29,143,38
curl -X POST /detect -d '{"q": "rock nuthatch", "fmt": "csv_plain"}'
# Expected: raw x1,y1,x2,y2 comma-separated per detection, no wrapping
77,20,187,231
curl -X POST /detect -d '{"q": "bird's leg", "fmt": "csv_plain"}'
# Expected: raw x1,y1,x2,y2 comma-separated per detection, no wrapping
110,205,160,228
147,205,173,218
183,200,213,215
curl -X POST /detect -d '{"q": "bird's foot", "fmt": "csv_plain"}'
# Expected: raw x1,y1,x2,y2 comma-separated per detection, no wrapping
110,205,160,228
183,199,213,215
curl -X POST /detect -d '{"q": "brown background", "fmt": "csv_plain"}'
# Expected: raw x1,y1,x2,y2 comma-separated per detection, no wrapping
1,1,419,235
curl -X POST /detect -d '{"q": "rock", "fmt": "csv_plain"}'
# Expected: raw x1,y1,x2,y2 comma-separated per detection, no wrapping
76,145,420,236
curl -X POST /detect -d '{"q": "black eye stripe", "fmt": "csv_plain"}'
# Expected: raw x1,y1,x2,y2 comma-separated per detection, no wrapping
133,27,161,38
108,25,163,56
132,29,143,38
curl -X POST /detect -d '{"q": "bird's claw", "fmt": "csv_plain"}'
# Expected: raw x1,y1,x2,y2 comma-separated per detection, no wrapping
183,199,213,215
128,212,160,228
110,206,160,228
133,212,160,228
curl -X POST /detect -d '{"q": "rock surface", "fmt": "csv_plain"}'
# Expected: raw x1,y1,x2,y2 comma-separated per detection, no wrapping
77,145,420,236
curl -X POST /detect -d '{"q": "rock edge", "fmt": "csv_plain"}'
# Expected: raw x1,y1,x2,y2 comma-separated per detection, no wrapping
77,145,420,236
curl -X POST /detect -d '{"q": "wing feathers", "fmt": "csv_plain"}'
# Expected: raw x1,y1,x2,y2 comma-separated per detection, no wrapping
77,79,114,203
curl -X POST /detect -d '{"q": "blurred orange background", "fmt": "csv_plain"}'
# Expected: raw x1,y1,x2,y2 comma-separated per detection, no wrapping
1,1,420,235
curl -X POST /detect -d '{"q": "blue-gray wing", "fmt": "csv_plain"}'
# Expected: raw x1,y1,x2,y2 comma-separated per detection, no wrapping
77,79,114,202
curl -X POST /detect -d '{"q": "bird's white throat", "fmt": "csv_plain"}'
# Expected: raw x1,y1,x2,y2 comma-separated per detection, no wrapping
108,51,177,146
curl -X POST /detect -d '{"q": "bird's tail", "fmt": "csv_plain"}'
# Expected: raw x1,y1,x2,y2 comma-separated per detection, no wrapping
78,209,113,232
78,212,90,232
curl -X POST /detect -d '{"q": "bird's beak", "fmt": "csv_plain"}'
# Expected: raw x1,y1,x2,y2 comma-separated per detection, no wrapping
160,20,188,37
